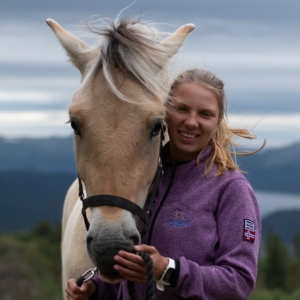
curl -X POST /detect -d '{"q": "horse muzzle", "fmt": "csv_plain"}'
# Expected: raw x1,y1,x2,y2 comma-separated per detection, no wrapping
86,219,141,276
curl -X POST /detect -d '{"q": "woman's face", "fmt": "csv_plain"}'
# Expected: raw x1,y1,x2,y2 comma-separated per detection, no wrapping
166,82,220,163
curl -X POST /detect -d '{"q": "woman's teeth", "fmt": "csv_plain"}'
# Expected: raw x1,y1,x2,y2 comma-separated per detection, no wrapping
180,131,197,138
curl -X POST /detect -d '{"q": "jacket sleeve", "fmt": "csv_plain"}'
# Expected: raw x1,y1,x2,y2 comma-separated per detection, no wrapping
168,178,261,300
89,275,120,300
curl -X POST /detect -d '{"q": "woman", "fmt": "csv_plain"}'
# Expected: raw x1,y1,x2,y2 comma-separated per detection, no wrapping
66,69,263,300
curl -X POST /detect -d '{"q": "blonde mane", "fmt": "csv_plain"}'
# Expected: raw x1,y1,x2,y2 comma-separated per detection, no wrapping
82,17,174,105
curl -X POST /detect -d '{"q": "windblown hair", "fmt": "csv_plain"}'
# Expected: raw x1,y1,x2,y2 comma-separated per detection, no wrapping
87,16,173,105
170,69,266,175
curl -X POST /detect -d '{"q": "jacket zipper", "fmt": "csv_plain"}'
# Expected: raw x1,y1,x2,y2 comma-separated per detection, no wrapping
147,165,177,245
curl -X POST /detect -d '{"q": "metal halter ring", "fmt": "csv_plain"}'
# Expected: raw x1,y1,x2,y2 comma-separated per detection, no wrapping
81,267,97,282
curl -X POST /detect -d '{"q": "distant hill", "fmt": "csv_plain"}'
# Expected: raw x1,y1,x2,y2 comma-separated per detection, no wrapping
1,136,300,194
0,136,76,173
237,142,300,194
0,170,75,232
262,209,300,246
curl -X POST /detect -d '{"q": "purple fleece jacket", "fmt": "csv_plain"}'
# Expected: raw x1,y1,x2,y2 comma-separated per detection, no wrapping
91,146,261,300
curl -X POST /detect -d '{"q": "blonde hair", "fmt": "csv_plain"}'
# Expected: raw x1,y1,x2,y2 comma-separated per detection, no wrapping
170,69,266,175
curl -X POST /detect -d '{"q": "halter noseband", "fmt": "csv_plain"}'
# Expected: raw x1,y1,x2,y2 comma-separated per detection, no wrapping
78,127,165,237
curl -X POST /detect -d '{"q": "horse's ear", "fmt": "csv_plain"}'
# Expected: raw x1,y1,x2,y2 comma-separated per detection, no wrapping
46,19,95,75
160,24,195,59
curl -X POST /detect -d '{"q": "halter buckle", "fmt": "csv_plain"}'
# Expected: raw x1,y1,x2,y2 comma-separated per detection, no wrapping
81,267,98,283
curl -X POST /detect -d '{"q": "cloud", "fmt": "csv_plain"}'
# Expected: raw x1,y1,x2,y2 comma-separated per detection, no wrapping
0,90,61,103
0,0,299,147
0,111,298,148
228,113,300,133
0,110,70,138
228,113,300,148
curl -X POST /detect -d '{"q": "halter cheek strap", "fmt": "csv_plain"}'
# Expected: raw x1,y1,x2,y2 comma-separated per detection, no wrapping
78,128,165,237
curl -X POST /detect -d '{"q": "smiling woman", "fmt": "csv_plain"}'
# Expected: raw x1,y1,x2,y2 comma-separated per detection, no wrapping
167,69,266,175
166,83,220,163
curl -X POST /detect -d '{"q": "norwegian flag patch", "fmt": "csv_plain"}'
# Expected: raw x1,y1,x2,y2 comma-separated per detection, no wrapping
243,219,255,243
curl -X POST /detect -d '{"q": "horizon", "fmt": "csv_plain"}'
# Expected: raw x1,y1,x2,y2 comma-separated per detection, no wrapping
0,131,299,151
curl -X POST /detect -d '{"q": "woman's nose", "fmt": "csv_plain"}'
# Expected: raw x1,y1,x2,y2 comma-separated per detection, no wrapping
184,113,198,128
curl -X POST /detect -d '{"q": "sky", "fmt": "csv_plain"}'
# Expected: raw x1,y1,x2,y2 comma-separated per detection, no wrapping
0,0,299,149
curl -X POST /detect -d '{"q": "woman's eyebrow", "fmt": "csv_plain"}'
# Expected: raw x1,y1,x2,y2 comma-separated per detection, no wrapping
176,101,189,107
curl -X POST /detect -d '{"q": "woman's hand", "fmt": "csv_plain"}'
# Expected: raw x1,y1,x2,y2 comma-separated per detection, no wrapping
65,278,96,300
113,244,169,283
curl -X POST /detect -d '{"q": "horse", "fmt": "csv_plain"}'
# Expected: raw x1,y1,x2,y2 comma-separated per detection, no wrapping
46,14,194,295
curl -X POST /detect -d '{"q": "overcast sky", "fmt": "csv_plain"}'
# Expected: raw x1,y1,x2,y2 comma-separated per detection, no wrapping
0,0,299,148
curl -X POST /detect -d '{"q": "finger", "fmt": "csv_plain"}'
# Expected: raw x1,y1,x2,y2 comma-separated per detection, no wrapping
65,287,88,299
115,266,147,283
67,279,86,294
84,281,97,297
66,291,88,300
134,244,157,254
115,260,146,275
116,251,145,266
114,255,146,273
113,256,147,281
65,280,91,300
66,288,88,300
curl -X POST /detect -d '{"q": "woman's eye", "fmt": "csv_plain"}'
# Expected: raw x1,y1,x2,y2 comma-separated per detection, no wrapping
177,106,186,112
201,111,211,118
70,121,80,136
150,122,162,138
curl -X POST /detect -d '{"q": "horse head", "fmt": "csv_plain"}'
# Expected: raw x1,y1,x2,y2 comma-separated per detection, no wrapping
47,16,194,282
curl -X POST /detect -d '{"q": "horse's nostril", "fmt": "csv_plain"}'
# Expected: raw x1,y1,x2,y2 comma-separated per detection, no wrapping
86,236,93,248
130,234,140,246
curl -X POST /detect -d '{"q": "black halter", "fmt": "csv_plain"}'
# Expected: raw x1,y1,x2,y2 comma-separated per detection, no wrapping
78,128,165,237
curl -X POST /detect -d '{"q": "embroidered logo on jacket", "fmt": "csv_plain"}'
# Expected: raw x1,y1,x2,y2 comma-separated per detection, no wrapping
165,210,190,227
243,219,255,243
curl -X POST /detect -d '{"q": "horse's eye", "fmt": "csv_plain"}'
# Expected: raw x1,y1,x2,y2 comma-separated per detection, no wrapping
71,121,80,136
150,122,162,138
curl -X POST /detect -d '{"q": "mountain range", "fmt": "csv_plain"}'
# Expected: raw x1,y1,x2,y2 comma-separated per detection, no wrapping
1,136,300,246
1,135,300,192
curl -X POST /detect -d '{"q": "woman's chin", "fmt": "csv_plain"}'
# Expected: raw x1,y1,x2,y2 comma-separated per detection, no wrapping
98,270,124,284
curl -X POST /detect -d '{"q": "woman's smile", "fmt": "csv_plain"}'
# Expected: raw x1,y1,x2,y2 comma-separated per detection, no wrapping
178,130,199,140
167,82,219,163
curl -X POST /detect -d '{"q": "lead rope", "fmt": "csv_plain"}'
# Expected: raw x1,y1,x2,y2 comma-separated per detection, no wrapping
127,252,155,300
